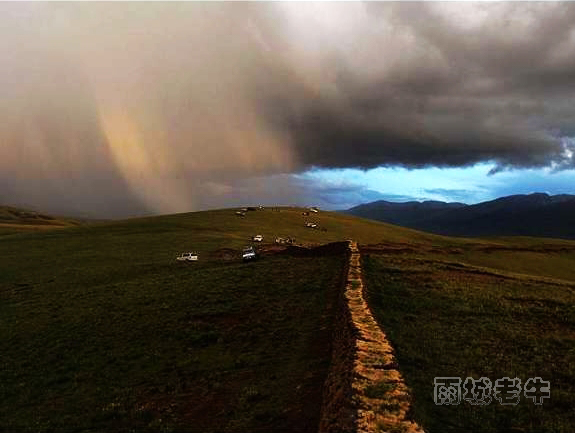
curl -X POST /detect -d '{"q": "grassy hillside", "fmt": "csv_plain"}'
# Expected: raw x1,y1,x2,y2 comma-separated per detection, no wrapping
0,207,360,431
2,252,347,431
5,206,439,431
0,205,81,235
3,206,575,431
365,238,575,283
362,243,575,433
108,206,452,247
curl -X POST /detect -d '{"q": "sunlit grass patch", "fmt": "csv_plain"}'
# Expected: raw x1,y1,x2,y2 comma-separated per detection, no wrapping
363,250,575,433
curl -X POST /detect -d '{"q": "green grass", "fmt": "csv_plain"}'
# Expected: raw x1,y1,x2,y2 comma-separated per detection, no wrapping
362,249,575,433
109,207,450,246
0,227,22,236
365,237,575,282
0,207,358,431
2,254,345,431
436,245,575,282
5,205,575,431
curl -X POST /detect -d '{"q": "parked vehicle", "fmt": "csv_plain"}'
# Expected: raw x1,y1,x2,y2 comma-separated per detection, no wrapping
252,234,263,242
176,252,198,261
305,222,318,228
275,237,295,245
242,246,258,261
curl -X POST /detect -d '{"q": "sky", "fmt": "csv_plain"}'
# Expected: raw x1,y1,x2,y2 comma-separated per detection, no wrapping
2,2,575,218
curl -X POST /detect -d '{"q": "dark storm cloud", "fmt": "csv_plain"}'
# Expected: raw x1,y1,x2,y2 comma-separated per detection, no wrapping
265,97,564,170
3,2,575,217
263,2,575,172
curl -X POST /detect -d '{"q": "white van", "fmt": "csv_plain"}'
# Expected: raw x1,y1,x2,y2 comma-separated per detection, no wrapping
176,252,198,261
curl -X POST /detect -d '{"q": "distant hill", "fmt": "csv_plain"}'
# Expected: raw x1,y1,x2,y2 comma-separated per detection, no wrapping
345,193,575,239
0,205,82,234
344,200,467,227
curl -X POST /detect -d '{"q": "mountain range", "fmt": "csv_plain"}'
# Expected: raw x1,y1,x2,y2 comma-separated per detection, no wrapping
344,193,575,239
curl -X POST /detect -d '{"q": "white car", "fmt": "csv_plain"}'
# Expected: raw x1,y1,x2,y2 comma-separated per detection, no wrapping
252,234,263,242
242,246,257,261
176,252,198,261
305,222,318,228
275,237,294,245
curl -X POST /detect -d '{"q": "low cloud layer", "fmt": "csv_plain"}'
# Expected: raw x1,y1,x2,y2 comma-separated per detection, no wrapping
2,3,575,217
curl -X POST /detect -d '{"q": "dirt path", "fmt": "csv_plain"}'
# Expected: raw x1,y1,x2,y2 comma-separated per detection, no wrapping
320,241,425,433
